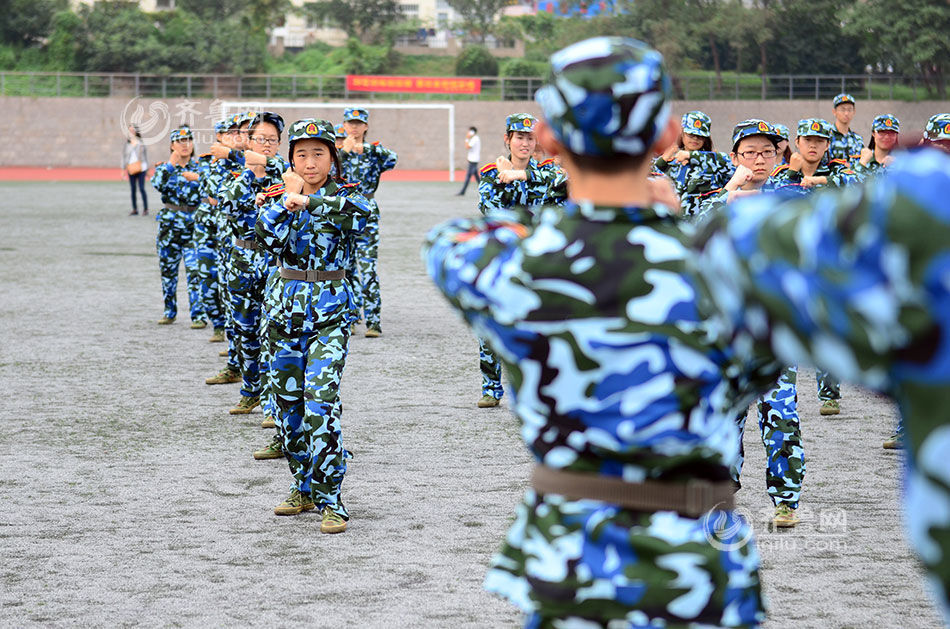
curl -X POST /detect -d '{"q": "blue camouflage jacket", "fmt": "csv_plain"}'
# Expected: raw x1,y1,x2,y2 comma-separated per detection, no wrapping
828,127,864,164
256,179,371,333
655,151,735,216
220,154,290,241
339,142,397,197
150,158,201,207
477,157,567,215
771,156,858,188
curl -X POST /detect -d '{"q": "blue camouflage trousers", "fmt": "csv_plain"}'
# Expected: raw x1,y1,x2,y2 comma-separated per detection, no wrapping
817,370,841,401
226,243,267,399
479,338,504,399
269,323,351,518
156,207,203,321
215,217,239,371
191,205,226,329
733,366,804,508
353,207,381,330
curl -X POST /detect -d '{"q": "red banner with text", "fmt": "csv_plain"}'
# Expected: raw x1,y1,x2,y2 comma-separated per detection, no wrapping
346,75,482,94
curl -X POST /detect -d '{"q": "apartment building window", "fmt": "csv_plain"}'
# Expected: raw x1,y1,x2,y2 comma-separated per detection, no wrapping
399,3,420,17
155,0,175,9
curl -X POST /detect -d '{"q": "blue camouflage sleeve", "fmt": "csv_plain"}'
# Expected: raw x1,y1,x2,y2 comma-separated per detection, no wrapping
693,149,950,622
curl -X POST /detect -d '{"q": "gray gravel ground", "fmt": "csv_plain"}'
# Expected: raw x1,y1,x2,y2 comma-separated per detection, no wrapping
0,181,943,628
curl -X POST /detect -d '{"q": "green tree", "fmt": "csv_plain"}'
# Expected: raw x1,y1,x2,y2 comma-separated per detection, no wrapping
455,45,498,76
845,0,949,97
446,0,510,43
0,0,68,46
46,10,83,70
301,0,402,44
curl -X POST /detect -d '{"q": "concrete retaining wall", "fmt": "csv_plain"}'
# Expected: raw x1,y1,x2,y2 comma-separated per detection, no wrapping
1,96,947,170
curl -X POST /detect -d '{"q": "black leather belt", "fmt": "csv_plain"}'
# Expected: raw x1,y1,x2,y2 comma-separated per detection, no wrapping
166,204,198,212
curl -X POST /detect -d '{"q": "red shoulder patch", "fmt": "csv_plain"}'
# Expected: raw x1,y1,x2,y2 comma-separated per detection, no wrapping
699,187,724,199
480,163,497,175
829,158,849,166
539,158,555,167
770,165,789,177
372,141,380,146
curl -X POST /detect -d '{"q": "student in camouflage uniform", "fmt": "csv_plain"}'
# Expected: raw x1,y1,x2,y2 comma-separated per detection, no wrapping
426,35,950,626
219,112,289,416
474,113,567,409
854,114,899,179
204,113,254,386
773,118,858,416
693,148,950,627
339,107,397,338
256,118,370,532
773,123,791,165
654,111,735,216
702,120,807,527
149,126,204,326
191,119,229,339
426,37,769,627
828,93,864,164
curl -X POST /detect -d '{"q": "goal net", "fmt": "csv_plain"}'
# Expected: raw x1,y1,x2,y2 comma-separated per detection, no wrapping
220,101,457,181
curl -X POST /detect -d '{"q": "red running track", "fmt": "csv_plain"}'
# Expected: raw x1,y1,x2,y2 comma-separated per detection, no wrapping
0,167,467,182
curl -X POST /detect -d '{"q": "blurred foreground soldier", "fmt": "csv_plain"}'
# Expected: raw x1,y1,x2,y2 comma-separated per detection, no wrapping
426,35,950,626
828,92,864,164
924,113,950,153
425,37,767,627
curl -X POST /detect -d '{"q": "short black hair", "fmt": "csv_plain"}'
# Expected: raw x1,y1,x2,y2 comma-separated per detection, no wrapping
566,149,648,174
469,126,477,133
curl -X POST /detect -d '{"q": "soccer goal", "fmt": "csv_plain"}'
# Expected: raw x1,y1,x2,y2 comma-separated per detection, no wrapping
220,101,457,182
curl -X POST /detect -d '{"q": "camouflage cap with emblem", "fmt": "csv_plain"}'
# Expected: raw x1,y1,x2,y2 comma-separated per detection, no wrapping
534,36,671,157
334,123,346,138
833,93,856,108
872,114,900,133
924,113,950,141
773,123,790,142
287,118,341,171
343,107,369,123
797,118,833,139
505,113,537,134
682,111,711,138
731,119,782,152
170,126,193,142
214,119,229,134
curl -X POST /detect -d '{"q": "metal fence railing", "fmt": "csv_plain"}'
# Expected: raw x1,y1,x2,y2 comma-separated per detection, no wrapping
0,71,939,101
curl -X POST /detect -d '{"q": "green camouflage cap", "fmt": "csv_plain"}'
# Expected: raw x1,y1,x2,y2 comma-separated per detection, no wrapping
682,111,711,138
214,119,229,133
797,118,833,139
534,36,671,157
833,93,855,107
170,126,193,142
506,113,538,133
924,114,950,141
288,118,336,145
731,119,782,151
773,123,790,141
872,114,900,133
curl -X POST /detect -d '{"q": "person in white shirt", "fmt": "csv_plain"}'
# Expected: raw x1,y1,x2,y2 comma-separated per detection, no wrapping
457,126,481,195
